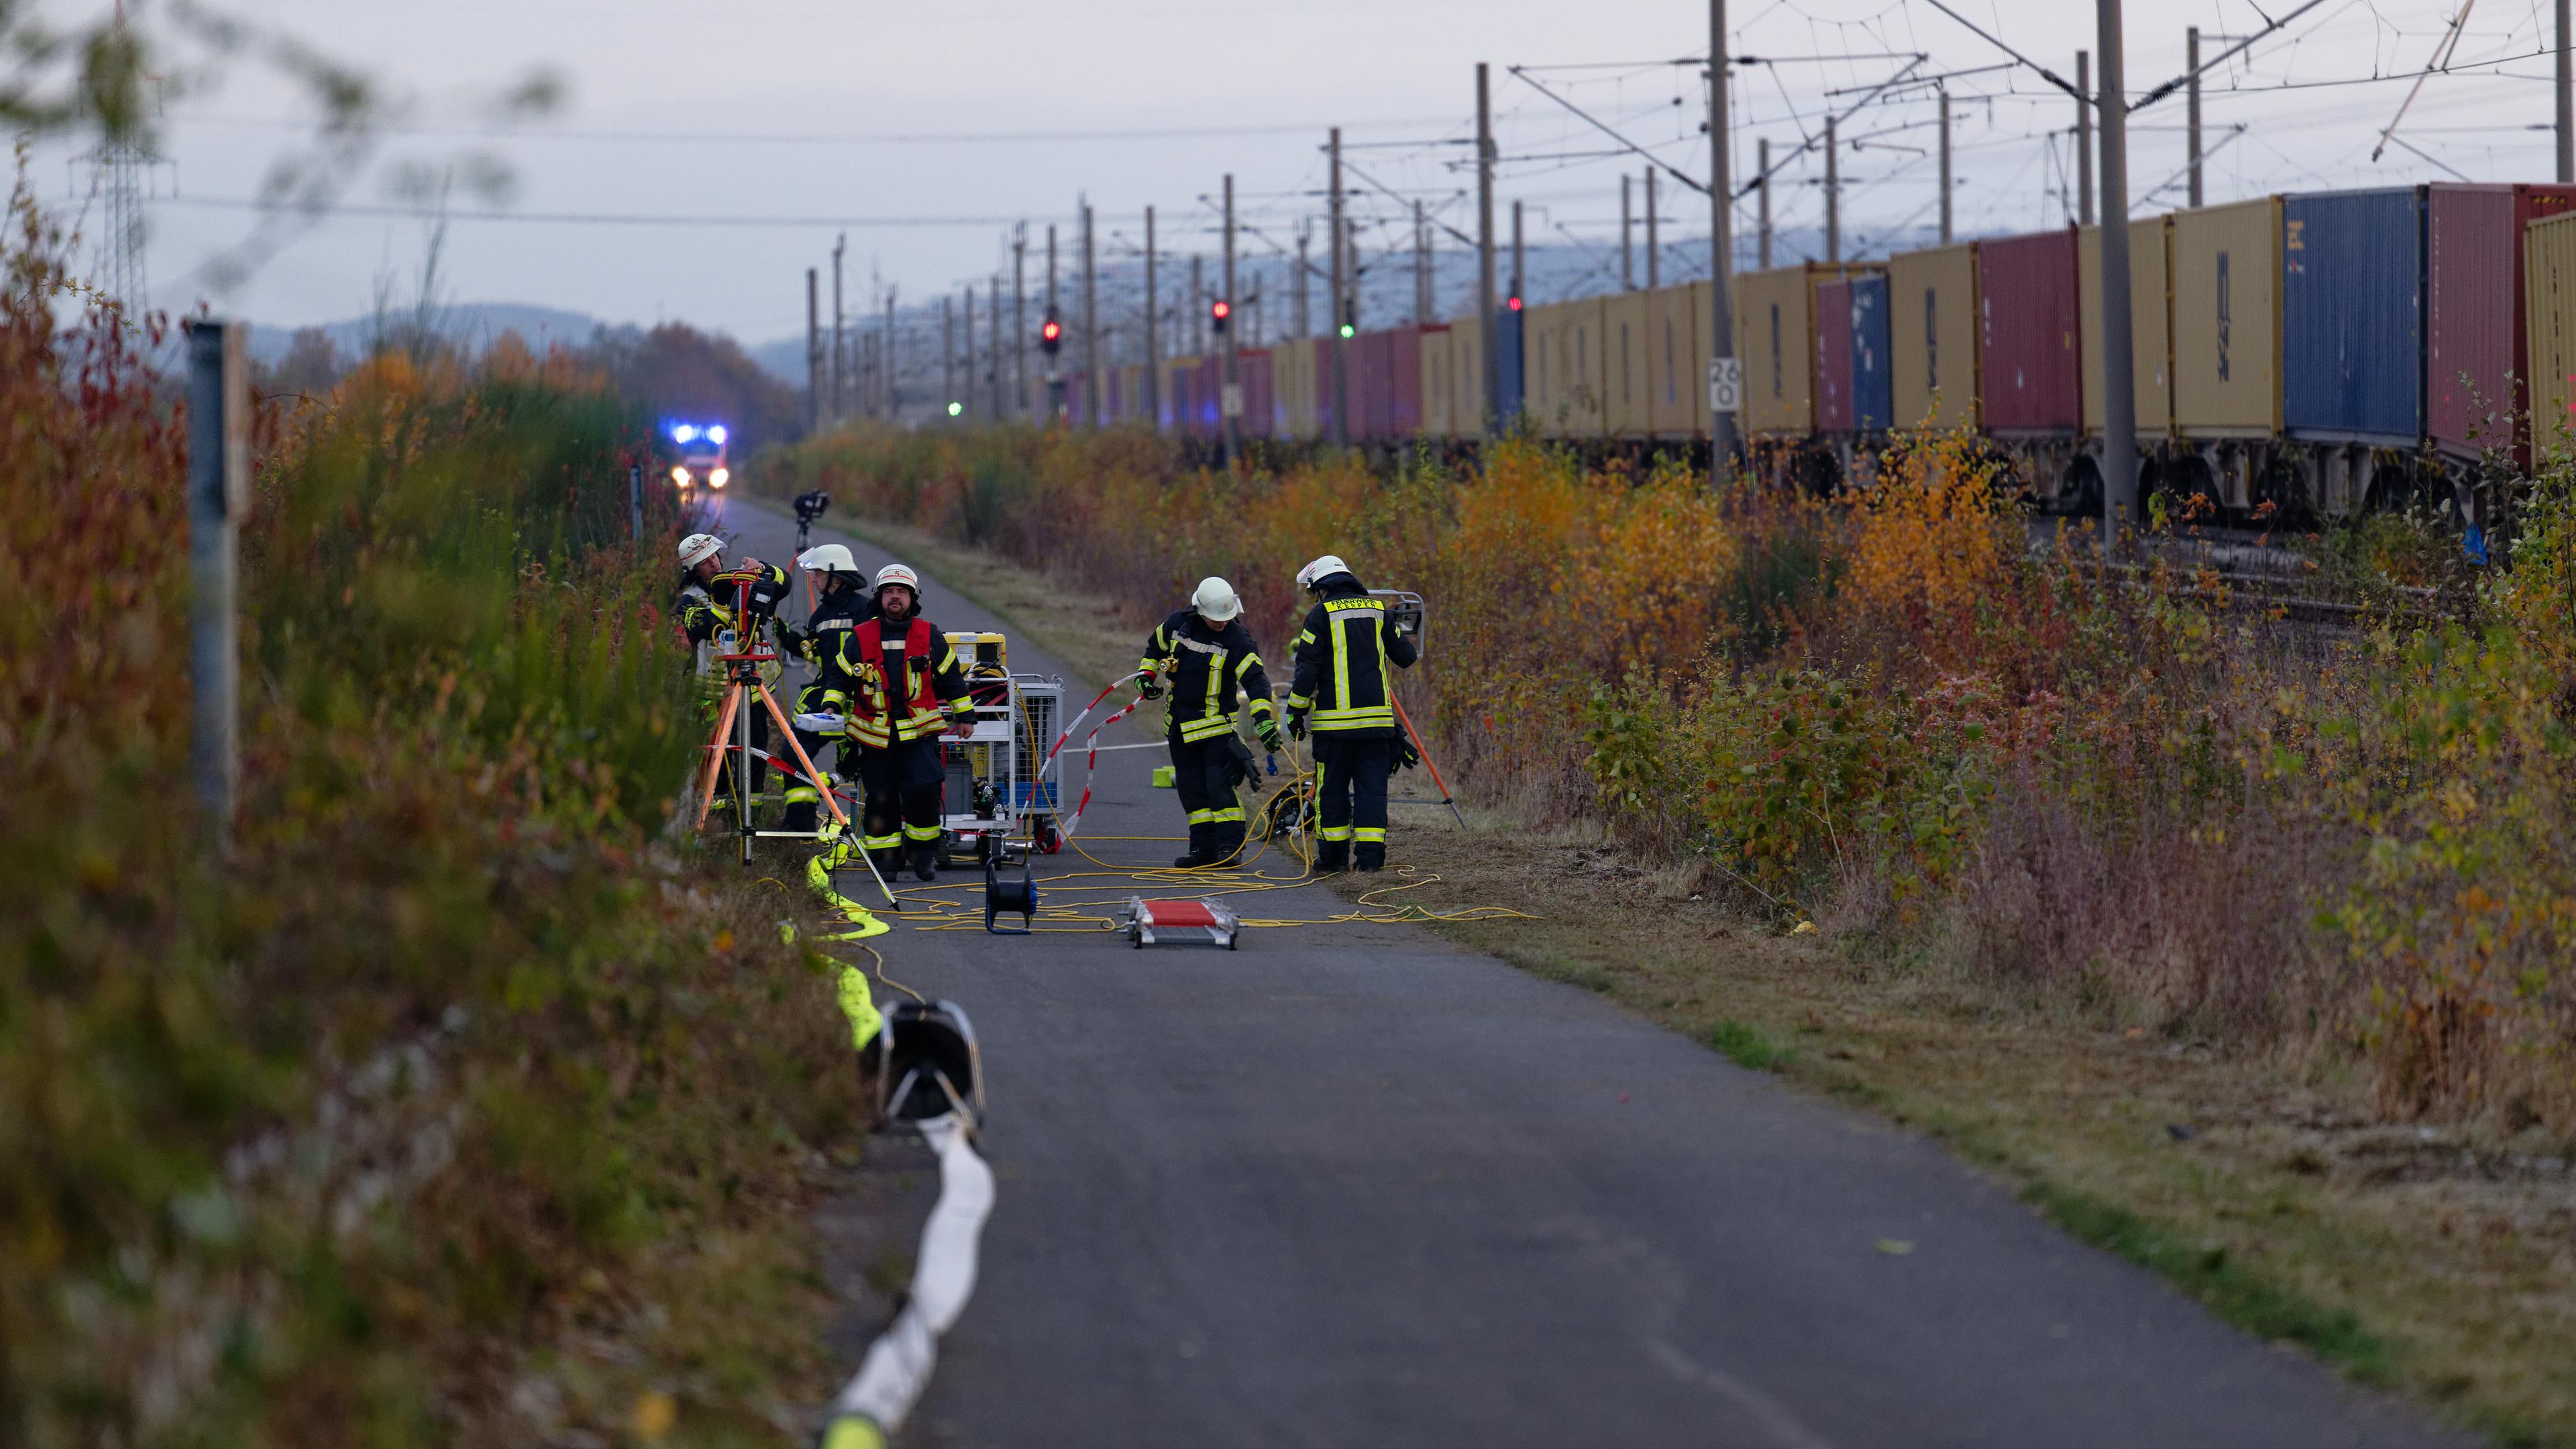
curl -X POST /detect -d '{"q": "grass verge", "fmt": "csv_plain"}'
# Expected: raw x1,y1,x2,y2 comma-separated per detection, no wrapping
839,505,2576,1448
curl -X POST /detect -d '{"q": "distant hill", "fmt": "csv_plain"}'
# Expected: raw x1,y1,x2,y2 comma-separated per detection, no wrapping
247,303,613,368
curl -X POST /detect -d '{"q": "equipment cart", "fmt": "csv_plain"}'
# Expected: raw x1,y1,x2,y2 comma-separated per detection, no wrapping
941,633,1064,863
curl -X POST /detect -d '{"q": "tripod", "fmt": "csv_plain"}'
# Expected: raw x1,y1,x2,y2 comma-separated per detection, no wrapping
690,578,888,902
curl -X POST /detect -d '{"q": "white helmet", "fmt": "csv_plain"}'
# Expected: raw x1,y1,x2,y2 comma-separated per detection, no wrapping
1191,576,1242,622
873,563,920,594
678,533,724,570
1295,554,1350,592
799,543,860,575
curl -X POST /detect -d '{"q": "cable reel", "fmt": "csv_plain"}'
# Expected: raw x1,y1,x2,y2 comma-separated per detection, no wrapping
983,844,1038,934
876,998,985,1133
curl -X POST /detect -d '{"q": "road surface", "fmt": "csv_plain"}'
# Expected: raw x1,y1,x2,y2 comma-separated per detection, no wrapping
712,494,2463,1449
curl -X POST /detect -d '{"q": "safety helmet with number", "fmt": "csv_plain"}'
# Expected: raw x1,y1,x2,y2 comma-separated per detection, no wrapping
678,533,724,570
799,543,862,576
1191,576,1241,622
1295,554,1350,592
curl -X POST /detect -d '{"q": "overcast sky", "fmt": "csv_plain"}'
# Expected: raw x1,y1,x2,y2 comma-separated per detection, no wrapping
35,0,2576,344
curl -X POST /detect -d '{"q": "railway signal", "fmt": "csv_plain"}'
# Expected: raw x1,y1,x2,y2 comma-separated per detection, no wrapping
1210,298,1231,335
1040,314,1063,356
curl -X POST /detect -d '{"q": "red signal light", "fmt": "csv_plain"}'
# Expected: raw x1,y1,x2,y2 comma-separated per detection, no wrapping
1507,295,1523,311
1211,300,1230,320
1041,319,1062,341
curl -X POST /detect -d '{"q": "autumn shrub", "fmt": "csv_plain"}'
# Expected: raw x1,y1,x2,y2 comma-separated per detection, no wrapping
3,182,851,1446
766,415,2576,1129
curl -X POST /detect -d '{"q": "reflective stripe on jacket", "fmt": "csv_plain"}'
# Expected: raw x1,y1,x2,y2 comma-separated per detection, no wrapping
1139,610,1277,743
1287,583,1415,737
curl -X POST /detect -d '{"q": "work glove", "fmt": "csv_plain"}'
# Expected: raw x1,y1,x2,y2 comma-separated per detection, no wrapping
1285,710,1307,743
1395,737,1421,772
1256,718,1283,752
1138,676,1163,700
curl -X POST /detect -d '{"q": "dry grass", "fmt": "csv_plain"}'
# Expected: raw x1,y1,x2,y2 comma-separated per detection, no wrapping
1371,814,2576,1446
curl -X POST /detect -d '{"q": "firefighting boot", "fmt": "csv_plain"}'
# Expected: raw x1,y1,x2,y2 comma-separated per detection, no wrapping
1173,823,1214,869
1314,839,1350,873
1209,821,1248,865
1353,841,1387,873
910,842,940,883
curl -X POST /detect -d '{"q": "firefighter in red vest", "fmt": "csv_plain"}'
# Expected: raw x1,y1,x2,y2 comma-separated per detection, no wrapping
838,564,973,881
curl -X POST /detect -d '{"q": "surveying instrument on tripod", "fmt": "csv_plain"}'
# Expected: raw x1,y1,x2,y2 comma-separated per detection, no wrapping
687,557,875,885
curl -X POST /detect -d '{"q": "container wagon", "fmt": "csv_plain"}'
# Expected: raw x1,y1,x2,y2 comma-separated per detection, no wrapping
2167,196,2284,511
2279,187,2422,517
1645,280,1707,439
1526,295,1607,439
1888,241,1979,433
1603,290,1653,440
1977,228,2084,501
2523,209,2576,462
2430,182,2576,479
2076,217,2174,511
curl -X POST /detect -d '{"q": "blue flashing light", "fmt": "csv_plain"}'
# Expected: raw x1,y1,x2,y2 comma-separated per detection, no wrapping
707,424,728,445
672,423,698,443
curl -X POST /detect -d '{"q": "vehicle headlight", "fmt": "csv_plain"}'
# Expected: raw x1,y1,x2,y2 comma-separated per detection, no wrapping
672,466,692,486
710,467,731,488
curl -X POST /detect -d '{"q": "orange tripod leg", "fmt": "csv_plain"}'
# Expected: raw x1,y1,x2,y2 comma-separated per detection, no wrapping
695,686,743,830
1390,692,1468,830
758,682,849,828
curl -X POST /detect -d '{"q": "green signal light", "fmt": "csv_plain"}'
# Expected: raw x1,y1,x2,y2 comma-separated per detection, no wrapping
1338,323,1355,339
947,401,963,417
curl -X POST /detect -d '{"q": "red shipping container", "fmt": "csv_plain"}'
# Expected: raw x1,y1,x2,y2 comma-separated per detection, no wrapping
1815,280,1856,433
1387,325,1429,435
2428,182,2576,462
1315,339,1339,441
1345,330,1387,440
1976,229,2082,434
1238,349,1274,439
1064,372,1089,427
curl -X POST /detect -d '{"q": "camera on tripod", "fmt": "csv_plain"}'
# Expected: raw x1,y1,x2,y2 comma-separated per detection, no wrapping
720,558,793,623
794,489,830,526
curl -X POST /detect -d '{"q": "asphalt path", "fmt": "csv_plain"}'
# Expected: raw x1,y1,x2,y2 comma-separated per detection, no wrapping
706,493,2466,1449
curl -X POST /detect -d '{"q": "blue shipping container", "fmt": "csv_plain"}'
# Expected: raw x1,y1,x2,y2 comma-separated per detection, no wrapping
1849,275,1893,431
1495,307,1526,421
2282,187,2423,442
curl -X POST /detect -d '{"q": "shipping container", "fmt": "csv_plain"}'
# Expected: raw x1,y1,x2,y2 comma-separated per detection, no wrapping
2428,182,2576,462
1888,243,1978,430
1527,297,1607,437
1273,338,1318,439
2171,196,2284,438
1977,228,2082,435
2524,211,2576,453
1815,279,1857,433
1422,327,1455,436
1736,266,1817,437
1238,349,1273,441
1603,290,1653,437
1395,325,1438,435
1446,315,1483,437
1645,282,1702,436
1063,371,1089,427
1316,336,1344,441
2282,187,2423,443
1849,274,1893,432
2078,218,2175,437
1495,304,1525,422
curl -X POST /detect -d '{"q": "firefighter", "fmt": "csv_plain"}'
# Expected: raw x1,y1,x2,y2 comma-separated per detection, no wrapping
1283,554,1416,873
676,533,789,814
1138,576,1281,868
842,563,974,881
776,543,875,834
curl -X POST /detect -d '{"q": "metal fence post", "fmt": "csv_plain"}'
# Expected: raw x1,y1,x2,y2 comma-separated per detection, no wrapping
630,462,644,542
186,319,248,857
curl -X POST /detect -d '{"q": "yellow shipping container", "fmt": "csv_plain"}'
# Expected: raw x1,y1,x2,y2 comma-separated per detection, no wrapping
1527,297,1607,438
1272,338,1316,439
2528,212,2576,454
1735,265,1838,437
2168,197,2281,437
1447,311,1487,437
1887,243,1979,431
1640,284,1702,437
1603,290,1652,438
2078,217,2175,437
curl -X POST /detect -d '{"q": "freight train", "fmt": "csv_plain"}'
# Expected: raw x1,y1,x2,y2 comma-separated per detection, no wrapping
1067,180,2576,522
